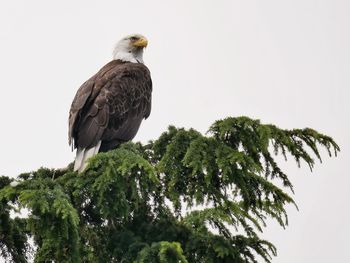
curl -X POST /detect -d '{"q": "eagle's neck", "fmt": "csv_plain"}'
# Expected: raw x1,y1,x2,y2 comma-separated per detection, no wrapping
113,48,144,63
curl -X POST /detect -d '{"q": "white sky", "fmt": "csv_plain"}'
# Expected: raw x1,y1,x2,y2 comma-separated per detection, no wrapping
0,0,349,262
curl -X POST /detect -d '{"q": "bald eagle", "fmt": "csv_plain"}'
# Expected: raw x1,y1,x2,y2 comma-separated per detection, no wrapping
68,34,152,172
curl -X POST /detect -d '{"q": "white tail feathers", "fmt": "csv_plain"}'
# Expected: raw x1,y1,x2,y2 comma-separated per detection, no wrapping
74,141,102,173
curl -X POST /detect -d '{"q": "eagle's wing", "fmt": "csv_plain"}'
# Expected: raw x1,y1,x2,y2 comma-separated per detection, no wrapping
68,78,96,147
69,60,152,150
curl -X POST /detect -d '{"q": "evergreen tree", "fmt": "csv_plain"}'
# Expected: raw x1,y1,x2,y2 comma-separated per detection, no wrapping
0,116,339,262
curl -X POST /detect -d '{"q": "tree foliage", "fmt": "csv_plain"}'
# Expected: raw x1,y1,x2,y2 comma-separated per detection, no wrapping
0,116,339,262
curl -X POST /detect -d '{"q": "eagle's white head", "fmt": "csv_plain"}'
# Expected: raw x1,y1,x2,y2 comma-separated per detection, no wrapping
113,34,148,63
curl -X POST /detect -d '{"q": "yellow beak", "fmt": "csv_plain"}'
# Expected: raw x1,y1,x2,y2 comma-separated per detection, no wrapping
133,37,148,48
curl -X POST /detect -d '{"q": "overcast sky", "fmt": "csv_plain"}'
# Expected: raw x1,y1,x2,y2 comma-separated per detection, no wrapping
0,0,349,262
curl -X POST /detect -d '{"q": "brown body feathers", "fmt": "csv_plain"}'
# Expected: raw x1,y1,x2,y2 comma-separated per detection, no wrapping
69,60,152,153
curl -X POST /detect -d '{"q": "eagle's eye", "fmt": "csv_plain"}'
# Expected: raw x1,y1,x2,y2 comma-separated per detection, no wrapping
130,36,138,41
